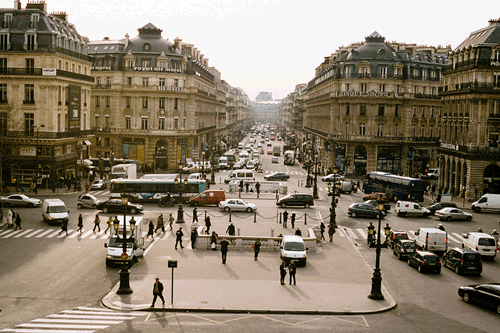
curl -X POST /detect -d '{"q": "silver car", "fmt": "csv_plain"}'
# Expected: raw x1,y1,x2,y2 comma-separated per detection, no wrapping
435,207,473,221
218,199,257,212
0,194,41,208
77,194,100,209
90,179,107,190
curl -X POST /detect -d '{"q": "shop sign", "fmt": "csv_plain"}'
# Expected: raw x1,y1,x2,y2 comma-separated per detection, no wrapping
134,67,182,73
42,68,57,76
440,142,459,150
491,61,500,67
335,90,396,98
92,66,112,71
20,147,36,156
55,146,62,157
158,86,184,91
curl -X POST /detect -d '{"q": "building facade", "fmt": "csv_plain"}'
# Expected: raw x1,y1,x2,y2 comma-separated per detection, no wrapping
438,18,500,200
302,32,450,177
0,1,93,189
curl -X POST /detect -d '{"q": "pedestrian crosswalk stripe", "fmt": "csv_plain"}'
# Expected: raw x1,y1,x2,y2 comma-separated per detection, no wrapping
345,228,358,239
2,329,95,333
337,228,346,237
57,229,74,238
46,230,61,238
0,229,12,237
16,323,109,330
33,318,122,324
35,229,53,238
80,230,94,239
48,313,134,320
24,229,44,238
13,229,34,238
448,233,463,244
357,228,367,239
74,306,115,312
2,230,22,238
62,310,141,316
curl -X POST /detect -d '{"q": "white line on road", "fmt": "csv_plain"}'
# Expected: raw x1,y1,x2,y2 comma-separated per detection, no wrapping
357,228,367,239
2,230,22,238
13,229,34,238
80,230,94,239
57,229,74,238
32,318,122,325
24,229,44,238
448,233,462,244
0,229,12,237
16,323,108,330
61,310,143,316
1,329,95,333
47,314,134,320
46,230,62,238
345,228,358,239
35,229,53,238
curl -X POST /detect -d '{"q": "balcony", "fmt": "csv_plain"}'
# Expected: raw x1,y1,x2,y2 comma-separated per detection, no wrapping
0,129,94,140
0,67,94,83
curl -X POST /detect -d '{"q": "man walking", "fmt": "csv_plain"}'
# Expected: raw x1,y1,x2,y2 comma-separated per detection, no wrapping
190,228,198,249
205,215,211,234
156,214,165,233
192,207,198,223
328,223,336,242
59,219,68,235
280,260,287,285
255,181,261,198
289,260,297,286
245,181,249,193
168,213,174,231
253,239,261,261
105,216,112,234
77,214,84,233
14,213,22,230
220,238,229,264
283,210,288,228
226,222,235,243
151,278,165,307
175,227,184,249
291,212,296,229
92,214,100,233
320,221,326,240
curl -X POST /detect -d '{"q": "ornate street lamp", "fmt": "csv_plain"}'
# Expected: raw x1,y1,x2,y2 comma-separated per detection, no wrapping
31,124,45,194
201,150,206,180
327,167,340,228
368,197,386,300
313,149,319,200
116,193,136,294
210,145,216,185
174,177,188,223
383,223,391,248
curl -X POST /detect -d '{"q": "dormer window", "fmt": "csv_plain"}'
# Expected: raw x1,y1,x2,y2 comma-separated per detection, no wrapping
30,14,40,29
143,43,151,52
3,13,12,29
492,49,500,63
0,33,9,51
24,33,37,51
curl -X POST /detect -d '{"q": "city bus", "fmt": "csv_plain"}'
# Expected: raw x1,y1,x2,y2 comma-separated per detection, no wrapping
363,171,426,202
109,178,207,202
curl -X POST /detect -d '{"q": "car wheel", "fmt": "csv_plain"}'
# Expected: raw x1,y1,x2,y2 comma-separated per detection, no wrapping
28,203,34,208
3,202,10,207
496,304,500,315
398,252,402,260
304,203,310,208
474,207,481,213
455,266,460,274
466,216,472,221
103,207,109,213
92,204,97,209
77,203,83,209
417,265,423,273
351,212,357,218
446,216,452,221
463,292,471,303
407,259,412,266
423,213,429,218
246,207,253,213
281,203,286,208
224,206,230,212
130,208,137,214
436,268,441,274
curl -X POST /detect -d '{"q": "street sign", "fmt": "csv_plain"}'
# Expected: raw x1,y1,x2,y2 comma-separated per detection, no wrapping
120,252,128,260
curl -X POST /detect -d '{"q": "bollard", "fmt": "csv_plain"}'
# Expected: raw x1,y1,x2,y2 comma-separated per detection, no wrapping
239,190,241,198
229,211,232,222
276,211,279,223
271,228,274,237
304,213,307,225
279,212,282,224
237,227,241,236
253,211,257,223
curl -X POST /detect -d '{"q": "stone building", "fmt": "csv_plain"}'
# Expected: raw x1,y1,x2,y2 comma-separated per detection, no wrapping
302,32,450,176
0,0,93,189
438,18,500,199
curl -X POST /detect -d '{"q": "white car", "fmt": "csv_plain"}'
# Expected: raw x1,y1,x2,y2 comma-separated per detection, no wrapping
90,179,107,190
246,161,255,169
435,207,473,221
321,174,345,182
219,199,257,212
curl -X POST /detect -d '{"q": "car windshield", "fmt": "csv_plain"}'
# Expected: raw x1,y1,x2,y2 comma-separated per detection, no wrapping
478,238,496,246
396,234,408,239
108,237,134,248
284,242,305,251
402,242,416,249
50,206,66,213
424,255,440,263
464,253,480,262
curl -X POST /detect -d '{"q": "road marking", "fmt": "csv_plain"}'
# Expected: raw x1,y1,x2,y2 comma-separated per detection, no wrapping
337,228,346,237
2,230,22,238
448,234,462,244
0,229,12,237
345,228,358,239
47,313,134,320
32,318,122,325
13,229,34,238
24,229,44,238
357,228,367,239
35,229,53,238
57,229,74,238
1,329,95,333
61,310,143,316
80,230,94,239
46,230,62,238
15,323,108,330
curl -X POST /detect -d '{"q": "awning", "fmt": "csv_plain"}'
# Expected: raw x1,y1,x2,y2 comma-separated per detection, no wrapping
83,140,92,145
83,159,93,166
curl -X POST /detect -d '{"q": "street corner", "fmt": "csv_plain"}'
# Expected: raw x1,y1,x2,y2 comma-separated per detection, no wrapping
102,274,157,312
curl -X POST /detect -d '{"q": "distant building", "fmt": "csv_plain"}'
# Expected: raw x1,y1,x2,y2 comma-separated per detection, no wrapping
255,91,273,102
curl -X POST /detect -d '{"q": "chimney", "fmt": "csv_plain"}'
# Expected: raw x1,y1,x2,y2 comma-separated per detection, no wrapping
51,11,68,21
174,37,182,52
124,33,129,49
26,0,47,12
14,0,21,10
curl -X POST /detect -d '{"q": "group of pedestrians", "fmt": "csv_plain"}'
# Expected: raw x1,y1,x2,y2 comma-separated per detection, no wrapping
279,260,297,286
281,210,297,228
1,208,22,230
147,214,174,238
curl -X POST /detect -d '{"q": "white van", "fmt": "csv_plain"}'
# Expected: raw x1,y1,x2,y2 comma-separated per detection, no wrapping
104,216,145,266
42,199,69,225
414,228,448,254
471,194,500,213
224,169,256,184
219,156,229,169
280,235,307,266
395,201,431,217
462,232,497,260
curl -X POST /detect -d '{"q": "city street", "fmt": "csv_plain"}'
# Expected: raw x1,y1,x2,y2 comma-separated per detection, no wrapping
1,138,499,332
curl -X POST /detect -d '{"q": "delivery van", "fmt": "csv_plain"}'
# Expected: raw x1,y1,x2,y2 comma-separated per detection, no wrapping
189,190,225,206
219,156,229,169
462,232,497,260
280,235,307,266
104,216,145,267
224,169,256,184
395,201,431,217
471,194,500,213
414,227,448,254
42,199,69,225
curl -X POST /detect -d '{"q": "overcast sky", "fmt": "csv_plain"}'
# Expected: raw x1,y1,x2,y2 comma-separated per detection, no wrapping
34,0,499,101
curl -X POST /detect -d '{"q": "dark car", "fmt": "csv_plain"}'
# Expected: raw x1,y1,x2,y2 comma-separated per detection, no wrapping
393,239,417,260
458,283,500,314
96,199,143,214
387,230,410,249
407,250,441,273
276,193,314,208
425,202,458,215
443,248,482,275
348,203,386,218
264,172,290,181
364,199,391,213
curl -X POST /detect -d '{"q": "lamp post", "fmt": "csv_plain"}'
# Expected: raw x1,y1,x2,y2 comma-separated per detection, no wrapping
210,145,216,185
368,197,385,300
327,167,339,228
175,176,188,223
115,193,136,294
313,149,319,200
31,124,45,194
201,150,206,180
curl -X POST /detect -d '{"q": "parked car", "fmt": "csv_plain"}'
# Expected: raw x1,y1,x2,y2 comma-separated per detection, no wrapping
393,239,417,260
363,192,390,203
96,199,143,214
321,173,345,182
458,283,500,314
435,207,473,221
218,199,256,212
0,194,41,208
424,202,458,215
264,172,290,181
407,250,441,273
443,248,482,275
387,230,410,249
271,157,279,163
77,194,100,209
90,179,107,190
276,193,314,208
348,203,386,218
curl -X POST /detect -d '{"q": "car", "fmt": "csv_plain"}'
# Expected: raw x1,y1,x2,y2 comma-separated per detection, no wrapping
246,161,255,169
394,201,431,217
267,150,273,155
0,193,41,208
264,172,290,181
362,192,390,203
424,202,458,215
393,239,417,260
321,174,345,182
443,248,482,275
458,283,500,314
277,193,314,208
233,161,244,169
96,199,143,214
90,179,107,190
260,149,265,154
407,250,441,273
77,194,100,209
272,157,279,163
267,142,272,147
218,199,257,212
348,203,386,218
387,230,410,249
257,143,262,148
435,207,473,221
364,199,390,213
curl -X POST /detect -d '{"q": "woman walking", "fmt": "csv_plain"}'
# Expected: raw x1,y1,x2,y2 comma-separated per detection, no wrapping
77,214,84,233
253,239,261,261
147,220,155,238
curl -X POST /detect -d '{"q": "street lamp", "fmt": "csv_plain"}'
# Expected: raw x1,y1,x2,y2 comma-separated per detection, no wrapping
174,176,188,223
31,124,45,194
210,145,216,185
115,193,136,294
368,197,386,300
327,167,340,228
201,150,206,180
313,149,319,200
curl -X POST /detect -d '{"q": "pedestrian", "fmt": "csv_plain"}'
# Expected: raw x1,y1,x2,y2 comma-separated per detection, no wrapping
283,210,288,228
168,213,174,231
291,212,296,229
175,227,184,249
211,231,218,250
245,182,249,193
147,220,155,238
77,214,84,233
255,181,261,198
105,216,112,234
280,260,287,285
205,215,211,234
220,238,229,264
437,223,445,231
295,228,302,236
289,260,297,286
155,214,165,233
328,223,336,242
320,221,326,240
192,207,198,223
151,278,165,307
85,182,89,192
7,209,13,228
92,214,100,233
226,222,235,243
239,179,244,193
59,219,68,235
253,239,261,261
191,228,198,249
14,213,22,230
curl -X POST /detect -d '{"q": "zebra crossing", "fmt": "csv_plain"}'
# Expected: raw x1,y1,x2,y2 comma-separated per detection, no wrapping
0,306,147,333
0,228,174,241
217,170,306,176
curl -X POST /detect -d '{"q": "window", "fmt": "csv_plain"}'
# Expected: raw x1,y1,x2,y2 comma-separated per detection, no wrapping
422,69,428,81
95,115,100,128
125,116,131,129
106,77,111,87
412,126,416,137
0,84,7,103
30,14,39,29
345,66,351,78
173,62,180,70
0,58,6,73
141,117,148,130
127,77,132,85
361,67,369,77
158,61,166,68
361,83,367,92
359,123,366,135
105,96,110,108
380,66,387,78
142,97,148,109
104,116,110,129
25,33,36,51
57,86,62,105
142,77,149,86
0,112,6,135
26,58,34,74
378,104,385,116
345,103,350,116
493,49,500,62
413,106,416,117
344,83,350,91
377,124,384,137
159,97,165,109
24,113,34,136
159,78,165,87
421,125,425,137
174,117,179,129
430,125,434,137
395,105,400,117
126,60,134,69
360,104,366,116
95,96,100,107
0,33,9,51
394,123,399,136
395,67,402,78
3,13,12,29
174,79,179,87
431,107,435,118
413,68,419,79
494,72,500,88
174,98,179,110
24,84,34,104
413,86,418,94
159,117,165,130
345,124,349,135
396,85,401,94
422,106,426,117
142,60,150,67
126,96,131,108
379,84,385,92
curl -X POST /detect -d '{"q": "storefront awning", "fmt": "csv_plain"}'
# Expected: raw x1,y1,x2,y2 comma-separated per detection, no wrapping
83,140,92,145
